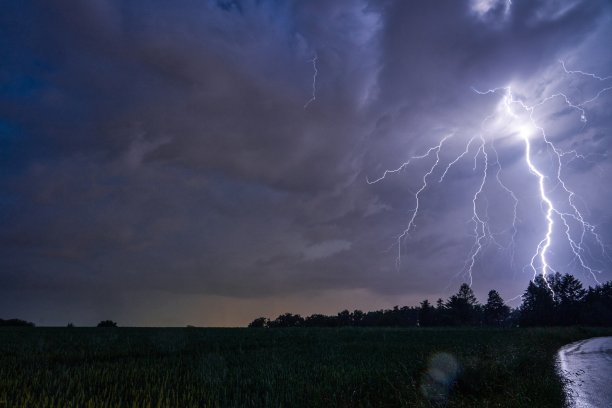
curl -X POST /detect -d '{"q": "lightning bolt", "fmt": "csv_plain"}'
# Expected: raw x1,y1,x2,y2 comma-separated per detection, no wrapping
304,53,318,109
369,60,611,289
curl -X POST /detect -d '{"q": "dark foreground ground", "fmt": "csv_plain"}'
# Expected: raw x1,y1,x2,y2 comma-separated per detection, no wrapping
1,327,611,407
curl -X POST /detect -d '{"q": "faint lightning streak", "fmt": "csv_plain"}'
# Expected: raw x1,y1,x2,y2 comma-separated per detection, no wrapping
368,134,452,269
504,0,512,16
304,53,318,109
491,143,519,266
366,135,452,185
439,136,474,182
559,60,612,82
549,60,612,122
440,134,513,282
402,136,450,236
463,136,488,286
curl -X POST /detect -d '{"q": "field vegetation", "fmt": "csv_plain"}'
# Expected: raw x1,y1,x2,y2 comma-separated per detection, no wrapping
1,326,611,407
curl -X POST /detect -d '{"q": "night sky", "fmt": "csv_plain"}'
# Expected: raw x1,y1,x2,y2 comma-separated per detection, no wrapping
1,0,611,326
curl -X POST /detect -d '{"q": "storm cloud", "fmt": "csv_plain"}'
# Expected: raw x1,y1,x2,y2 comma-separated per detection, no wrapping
1,0,611,326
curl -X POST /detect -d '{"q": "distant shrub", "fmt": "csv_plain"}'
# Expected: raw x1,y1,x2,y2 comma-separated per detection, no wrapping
97,320,118,328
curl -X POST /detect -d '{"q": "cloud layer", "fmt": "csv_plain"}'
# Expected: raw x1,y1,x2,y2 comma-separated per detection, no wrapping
1,0,611,325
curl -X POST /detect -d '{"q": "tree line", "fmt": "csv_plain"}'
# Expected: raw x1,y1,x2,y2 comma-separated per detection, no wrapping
0,319,119,328
249,273,612,328
0,318,35,327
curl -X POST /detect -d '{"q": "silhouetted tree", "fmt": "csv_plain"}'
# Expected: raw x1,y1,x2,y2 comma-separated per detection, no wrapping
553,273,586,325
446,283,479,325
433,298,449,326
352,310,365,326
507,307,521,327
337,310,352,326
248,317,268,328
363,310,384,327
268,313,304,328
97,320,118,328
398,306,419,326
483,290,510,326
385,306,402,326
517,273,612,326
580,282,612,326
304,314,338,327
419,300,435,327
519,276,555,326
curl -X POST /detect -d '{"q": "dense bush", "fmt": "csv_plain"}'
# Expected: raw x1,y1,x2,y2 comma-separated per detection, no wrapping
97,320,118,328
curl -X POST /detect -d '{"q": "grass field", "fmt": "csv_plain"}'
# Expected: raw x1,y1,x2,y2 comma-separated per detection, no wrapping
1,327,611,407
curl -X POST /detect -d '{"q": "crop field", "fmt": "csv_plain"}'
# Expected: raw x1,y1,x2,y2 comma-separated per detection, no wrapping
0,327,611,407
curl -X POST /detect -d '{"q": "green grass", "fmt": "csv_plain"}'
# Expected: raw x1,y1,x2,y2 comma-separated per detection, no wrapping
0,327,610,407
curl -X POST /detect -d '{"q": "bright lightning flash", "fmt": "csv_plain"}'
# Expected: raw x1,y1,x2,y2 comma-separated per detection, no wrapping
369,61,611,288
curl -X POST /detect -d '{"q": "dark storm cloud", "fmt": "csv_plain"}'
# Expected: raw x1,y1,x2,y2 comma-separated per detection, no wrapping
1,0,611,325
